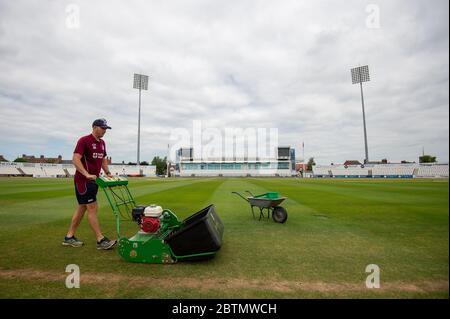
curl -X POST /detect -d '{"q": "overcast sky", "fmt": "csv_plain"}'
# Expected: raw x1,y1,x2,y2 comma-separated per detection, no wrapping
0,0,448,164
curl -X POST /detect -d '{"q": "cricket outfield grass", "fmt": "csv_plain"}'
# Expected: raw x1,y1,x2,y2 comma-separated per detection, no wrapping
0,177,448,298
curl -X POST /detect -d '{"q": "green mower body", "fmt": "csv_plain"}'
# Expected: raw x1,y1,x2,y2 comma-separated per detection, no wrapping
96,176,224,264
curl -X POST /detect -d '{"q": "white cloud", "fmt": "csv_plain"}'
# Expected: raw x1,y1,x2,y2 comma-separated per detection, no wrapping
0,0,448,164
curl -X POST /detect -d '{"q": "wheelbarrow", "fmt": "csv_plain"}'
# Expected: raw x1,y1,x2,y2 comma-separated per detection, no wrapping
232,191,288,223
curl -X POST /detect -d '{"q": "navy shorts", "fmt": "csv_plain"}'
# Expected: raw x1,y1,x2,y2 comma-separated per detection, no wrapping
75,181,99,205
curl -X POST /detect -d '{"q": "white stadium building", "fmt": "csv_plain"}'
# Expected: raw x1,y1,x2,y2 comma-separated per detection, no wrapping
175,147,296,177
312,163,449,178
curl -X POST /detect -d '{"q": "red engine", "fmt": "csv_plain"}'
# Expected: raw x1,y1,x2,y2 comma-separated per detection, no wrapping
140,216,160,233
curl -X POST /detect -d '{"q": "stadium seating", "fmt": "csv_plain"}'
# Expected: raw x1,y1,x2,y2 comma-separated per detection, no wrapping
311,163,447,178
312,166,331,177
0,162,21,175
106,165,156,176
141,165,156,176
41,164,66,177
62,164,76,176
330,165,370,177
109,165,127,176
19,163,46,176
54,164,157,177
372,165,415,177
416,164,449,178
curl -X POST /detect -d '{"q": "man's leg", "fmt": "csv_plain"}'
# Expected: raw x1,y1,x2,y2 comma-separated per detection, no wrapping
86,201,116,250
85,202,104,242
66,204,87,238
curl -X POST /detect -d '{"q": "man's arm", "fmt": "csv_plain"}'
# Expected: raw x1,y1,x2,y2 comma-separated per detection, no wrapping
102,157,112,176
73,153,97,180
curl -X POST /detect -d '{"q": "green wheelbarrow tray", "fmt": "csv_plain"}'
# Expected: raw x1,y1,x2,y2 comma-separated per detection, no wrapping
254,192,281,199
232,190,288,223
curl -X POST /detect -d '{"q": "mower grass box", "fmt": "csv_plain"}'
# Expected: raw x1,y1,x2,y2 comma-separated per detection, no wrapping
166,204,224,259
96,176,224,264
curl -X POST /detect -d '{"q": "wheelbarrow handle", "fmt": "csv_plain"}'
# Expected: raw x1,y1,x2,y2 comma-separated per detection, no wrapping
245,190,255,197
231,191,249,202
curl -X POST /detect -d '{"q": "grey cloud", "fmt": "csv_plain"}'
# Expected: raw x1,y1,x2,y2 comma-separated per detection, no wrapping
0,0,448,164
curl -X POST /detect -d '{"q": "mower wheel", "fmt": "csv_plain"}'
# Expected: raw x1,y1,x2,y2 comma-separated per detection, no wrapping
272,206,288,223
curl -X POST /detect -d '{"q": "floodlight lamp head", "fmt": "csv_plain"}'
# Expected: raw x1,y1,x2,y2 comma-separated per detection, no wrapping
133,73,149,90
351,65,370,84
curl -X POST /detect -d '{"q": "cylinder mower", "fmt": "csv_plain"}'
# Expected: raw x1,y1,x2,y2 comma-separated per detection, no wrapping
96,176,224,264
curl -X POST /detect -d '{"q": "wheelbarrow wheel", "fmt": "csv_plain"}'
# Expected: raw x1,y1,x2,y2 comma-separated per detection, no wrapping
272,206,288,223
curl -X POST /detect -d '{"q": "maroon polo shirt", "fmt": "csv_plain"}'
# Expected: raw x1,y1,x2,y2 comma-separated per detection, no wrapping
73,134,107,185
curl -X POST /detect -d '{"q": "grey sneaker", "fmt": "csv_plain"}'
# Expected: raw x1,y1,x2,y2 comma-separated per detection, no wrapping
62,236,84,247
96,237,117,250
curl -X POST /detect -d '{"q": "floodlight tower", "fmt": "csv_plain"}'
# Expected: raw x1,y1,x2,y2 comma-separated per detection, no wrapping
351,65,371,164
133,73,149,172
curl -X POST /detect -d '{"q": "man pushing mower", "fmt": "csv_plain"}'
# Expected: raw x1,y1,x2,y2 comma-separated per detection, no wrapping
62,118,116,250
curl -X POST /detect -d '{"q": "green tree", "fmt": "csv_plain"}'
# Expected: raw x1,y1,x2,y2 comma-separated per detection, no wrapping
13,158,27,163
306,157,316,171
140,161,149,166
419,155,437,163
151,156,167,176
